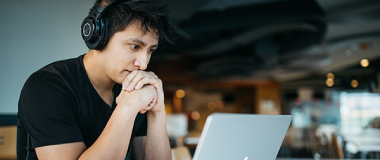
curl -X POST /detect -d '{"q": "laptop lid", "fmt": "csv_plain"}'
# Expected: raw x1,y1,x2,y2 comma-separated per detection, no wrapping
192,113,292,160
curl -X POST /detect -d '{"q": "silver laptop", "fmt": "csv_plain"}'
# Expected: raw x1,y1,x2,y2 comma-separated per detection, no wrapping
192,113,292,160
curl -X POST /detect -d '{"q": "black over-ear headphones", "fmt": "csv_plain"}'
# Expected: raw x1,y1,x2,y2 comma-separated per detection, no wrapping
81,0,117,50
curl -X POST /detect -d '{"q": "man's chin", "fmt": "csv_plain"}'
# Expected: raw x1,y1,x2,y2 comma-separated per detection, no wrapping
116,78,125,85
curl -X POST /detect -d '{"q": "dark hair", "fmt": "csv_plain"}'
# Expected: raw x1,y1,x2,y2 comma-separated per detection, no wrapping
89,0,175,50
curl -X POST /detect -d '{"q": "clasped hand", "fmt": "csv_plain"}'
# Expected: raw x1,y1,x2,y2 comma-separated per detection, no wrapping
115,70,164,114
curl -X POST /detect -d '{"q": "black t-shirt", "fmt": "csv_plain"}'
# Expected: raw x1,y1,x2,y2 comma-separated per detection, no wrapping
17,55,147,160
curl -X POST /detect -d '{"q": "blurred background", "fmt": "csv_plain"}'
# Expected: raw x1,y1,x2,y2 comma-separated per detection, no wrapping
1,0,380,159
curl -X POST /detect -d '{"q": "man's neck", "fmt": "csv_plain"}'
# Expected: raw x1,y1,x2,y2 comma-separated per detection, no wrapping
83,50,115,93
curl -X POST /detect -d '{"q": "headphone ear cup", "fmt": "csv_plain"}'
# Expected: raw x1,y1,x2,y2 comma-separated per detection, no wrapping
82,0,116,50
81,17,102,49
97,18,109,50
81,17,95,42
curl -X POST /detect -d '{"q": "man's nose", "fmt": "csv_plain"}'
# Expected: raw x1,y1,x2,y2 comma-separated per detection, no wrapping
133,53,149,70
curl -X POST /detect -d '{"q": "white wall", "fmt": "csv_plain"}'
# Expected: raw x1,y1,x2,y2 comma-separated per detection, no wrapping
0,0,94,114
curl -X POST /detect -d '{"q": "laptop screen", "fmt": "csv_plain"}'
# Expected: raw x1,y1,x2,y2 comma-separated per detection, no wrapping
192,113,292,160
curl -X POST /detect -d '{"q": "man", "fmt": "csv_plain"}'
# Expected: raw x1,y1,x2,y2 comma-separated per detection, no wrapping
17,0,175,159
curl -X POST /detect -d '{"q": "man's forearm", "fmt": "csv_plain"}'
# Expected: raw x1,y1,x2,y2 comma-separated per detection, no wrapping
145,111,171,160
79,105,138,160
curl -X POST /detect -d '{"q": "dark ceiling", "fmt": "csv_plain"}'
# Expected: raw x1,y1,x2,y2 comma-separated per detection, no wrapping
149,0,380,91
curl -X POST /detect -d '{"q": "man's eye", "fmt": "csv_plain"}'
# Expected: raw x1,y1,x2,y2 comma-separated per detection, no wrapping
149,49,156,53
131,45,139,50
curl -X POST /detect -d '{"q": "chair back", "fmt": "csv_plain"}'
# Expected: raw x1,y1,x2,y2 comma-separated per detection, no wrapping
332,133,344,159
172,146,192,160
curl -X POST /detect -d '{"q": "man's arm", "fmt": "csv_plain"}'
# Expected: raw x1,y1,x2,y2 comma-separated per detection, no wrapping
124,71,171,160
131,136,147,160
35,85,157,160
35,142,87,160
131,112,171,160
144,111,171,160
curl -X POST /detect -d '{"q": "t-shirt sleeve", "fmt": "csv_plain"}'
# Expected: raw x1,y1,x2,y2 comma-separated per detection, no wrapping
134,113,147,137
18,71,83,148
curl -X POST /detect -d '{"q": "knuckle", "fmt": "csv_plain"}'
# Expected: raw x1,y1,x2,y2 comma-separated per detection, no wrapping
131,79,139,84
137,72,144,77
126,76,134,81
132,70,139,73
148,71,157,76
137,81,145,86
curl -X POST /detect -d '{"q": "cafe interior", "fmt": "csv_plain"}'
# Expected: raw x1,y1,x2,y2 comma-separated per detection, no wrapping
1,0,380,159
148,0,380,159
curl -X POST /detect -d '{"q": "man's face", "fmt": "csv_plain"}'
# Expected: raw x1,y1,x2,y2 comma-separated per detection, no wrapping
100,21,159,84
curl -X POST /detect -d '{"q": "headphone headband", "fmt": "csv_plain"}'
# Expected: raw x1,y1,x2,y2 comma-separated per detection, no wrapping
95,0,116,18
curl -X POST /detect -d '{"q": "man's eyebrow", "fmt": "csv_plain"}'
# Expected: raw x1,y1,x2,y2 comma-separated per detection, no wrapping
126,38,158,48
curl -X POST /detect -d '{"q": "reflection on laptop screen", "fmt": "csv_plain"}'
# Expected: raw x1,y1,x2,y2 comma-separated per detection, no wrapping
192,113,292,160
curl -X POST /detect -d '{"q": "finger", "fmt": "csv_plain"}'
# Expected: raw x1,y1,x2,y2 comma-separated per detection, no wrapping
147,71,159,79
129,71,158,90
142,77,162,90
146,94,157,111
123,71,160,90
122,70,139,91
154,79,164,105
126,72,144,92
152,78,163,90
151,95,157,107
135,77,155,90
144,103,154,111
144,105,152,111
